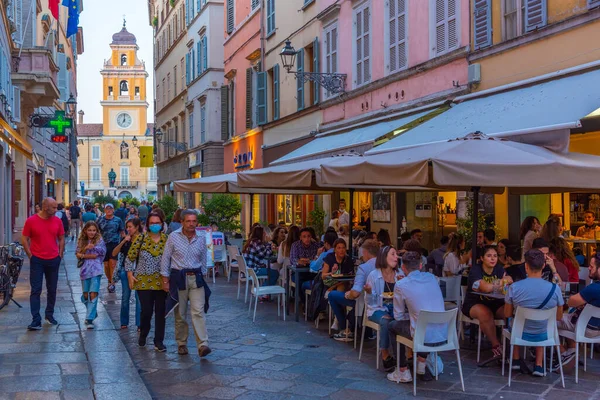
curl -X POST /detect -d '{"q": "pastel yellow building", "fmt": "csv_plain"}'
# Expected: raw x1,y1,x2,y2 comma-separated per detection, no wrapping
77,23,157,200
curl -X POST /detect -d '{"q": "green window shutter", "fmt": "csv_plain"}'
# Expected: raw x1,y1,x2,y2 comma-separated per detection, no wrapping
273,64,280,121
202,36,208,71
226,0,234,34
245,67,253,129
220,85,229,141
296,49,304,111
525,0,547,32
313,37,320,105
257,71,267,125
473,0,492,49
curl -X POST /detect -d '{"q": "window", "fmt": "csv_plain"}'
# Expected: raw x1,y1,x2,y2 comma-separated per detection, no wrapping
156,84,160,108
120,54,127,65
108,86,113,97
174,65,177,94
387,0,408,74
354,2,371,87
503,0,525,40
200,104,206,143
162,78,166,105
272,64,280,121
226,0,234,34
149,167,157,181
257,69,267,125
91,167,100,182
119,80,129,96
167,73,171,101
120,167,129,185
323,23,338,98
91,145,100,160
135,86,140,96
430,0,459,57
266,0,275,35
181,58,185,89
251,0,259,11
189,111,194,148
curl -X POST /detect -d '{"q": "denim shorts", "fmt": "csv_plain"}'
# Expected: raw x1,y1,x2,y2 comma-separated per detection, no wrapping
82,275,102,293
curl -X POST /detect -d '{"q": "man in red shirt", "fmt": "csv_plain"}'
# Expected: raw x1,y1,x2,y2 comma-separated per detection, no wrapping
21,197,65,330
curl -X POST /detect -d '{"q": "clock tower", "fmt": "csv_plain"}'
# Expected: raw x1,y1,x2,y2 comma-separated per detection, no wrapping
101,20,148,136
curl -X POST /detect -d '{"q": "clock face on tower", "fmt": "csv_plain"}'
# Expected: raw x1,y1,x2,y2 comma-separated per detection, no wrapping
116,112,133,128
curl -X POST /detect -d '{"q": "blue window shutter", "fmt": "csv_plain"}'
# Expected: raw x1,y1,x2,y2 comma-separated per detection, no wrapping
525,0,547,32
273,64,280,121
185,53,190,84
197,42,201,74
589,0,600,9
473,0,492,49
313,37,319,105
257,71,267,125
267,0,275,34
202,36,208,71
192,50,196,79
197,0,201,15
297,49,304,111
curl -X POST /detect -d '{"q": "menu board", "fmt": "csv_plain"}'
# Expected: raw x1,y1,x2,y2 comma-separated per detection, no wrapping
195,227,214,267
212,231,225,262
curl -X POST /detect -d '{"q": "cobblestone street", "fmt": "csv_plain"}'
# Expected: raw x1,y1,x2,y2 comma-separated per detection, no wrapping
2,240,600,399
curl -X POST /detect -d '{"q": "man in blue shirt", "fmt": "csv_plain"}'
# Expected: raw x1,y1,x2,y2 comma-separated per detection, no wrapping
309,231,336,273
329,239,379,342
555,251,600,370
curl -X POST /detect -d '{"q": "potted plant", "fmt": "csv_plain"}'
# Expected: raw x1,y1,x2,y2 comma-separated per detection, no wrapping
152,16,158,27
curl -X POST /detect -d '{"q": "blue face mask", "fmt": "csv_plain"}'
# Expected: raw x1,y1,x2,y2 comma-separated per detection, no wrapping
148,224,162,234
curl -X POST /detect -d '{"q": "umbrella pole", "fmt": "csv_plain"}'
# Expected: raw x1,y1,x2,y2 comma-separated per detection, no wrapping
471,187,480,267
250,193,254,226
349,189,355,257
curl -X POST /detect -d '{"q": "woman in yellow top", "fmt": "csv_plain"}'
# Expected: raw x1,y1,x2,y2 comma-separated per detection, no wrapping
125,212,168,352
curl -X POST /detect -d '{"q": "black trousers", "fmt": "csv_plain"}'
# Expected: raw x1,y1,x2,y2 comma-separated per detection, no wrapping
137,290,167,345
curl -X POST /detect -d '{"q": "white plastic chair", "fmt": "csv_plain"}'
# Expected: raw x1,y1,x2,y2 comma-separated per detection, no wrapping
226,245,240,282
558,304,600,383
246,267,286,322
458,285,505,362
358,295,381,370
235,256,268,303
439,276,461,309
501,306,564,388
396,308,464,396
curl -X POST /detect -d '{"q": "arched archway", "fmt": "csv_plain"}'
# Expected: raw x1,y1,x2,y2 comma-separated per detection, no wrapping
118,191,132,199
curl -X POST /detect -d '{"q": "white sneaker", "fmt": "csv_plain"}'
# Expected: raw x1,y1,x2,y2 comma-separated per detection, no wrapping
387,367,412,383
331,318,339,331
417,360,426,375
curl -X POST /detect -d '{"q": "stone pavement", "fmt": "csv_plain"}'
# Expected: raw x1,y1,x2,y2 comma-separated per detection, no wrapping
0,239,151,400
101,264,600,400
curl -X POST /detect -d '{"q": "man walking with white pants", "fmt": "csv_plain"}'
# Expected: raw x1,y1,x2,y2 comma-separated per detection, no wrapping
160,209,212,357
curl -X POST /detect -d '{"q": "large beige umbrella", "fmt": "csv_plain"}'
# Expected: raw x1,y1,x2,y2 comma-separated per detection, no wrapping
174,173,330,194
320,132,600,194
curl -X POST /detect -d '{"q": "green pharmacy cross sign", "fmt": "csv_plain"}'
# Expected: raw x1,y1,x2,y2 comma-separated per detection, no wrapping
46,111,73,134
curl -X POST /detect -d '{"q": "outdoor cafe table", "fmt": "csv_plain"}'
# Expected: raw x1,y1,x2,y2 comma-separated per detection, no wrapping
288,265,312,322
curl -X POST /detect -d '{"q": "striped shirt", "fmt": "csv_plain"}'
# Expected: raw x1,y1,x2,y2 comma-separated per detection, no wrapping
160,228,207,277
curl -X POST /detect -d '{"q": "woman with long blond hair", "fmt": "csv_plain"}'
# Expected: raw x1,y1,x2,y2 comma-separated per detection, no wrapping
76,221,106,329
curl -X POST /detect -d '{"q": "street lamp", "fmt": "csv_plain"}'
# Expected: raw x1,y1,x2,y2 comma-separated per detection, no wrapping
279,39,347,95
132,136,138,148
66,93,77,117
154,128,163,143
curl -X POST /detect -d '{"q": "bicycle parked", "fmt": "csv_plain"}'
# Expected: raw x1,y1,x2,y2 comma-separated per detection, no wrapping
0,242,25,311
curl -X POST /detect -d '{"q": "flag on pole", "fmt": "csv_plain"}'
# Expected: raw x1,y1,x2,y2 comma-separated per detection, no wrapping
139,146,154,168
61,0,79,37
49,0,60,19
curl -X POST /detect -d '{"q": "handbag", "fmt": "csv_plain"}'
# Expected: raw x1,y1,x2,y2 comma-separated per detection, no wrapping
77,258,84,268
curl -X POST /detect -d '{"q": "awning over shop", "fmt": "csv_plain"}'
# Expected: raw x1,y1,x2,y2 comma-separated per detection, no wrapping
173,173,331,194
270,109,434,165
0,118,32,160
370,67,600,154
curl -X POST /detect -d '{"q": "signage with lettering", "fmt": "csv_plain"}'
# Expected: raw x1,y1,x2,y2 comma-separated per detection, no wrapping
233,151,253,170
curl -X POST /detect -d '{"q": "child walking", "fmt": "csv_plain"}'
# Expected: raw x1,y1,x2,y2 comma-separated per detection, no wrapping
76,221,106,329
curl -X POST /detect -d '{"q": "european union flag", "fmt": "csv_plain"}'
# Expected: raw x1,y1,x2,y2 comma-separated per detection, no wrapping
61,0,79,37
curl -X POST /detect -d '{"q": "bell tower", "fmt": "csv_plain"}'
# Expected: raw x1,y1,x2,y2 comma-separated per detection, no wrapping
100,20,149,136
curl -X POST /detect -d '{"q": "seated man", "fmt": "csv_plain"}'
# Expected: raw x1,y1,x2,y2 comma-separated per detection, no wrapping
504,249,564,376
301,231,337,301
328,239,379,342
427,235,449,269
554,251,600,370
387,251,446,384
532,238,569,283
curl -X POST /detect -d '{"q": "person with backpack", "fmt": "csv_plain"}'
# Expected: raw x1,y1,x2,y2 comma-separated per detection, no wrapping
55,204,70,239
69,200,82,241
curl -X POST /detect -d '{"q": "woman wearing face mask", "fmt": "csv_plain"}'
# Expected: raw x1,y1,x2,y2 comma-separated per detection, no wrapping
113,217,143,330
125,213,169,352
364,246,404,372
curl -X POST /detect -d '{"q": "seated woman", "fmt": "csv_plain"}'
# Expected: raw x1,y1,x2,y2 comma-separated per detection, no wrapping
443,234,470,276
242,225,279,287
549,237,580,283
365,246,404,372
462,245,512,366
322,238,355,288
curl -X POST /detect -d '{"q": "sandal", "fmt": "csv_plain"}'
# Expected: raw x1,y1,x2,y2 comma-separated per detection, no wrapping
120,325,127,330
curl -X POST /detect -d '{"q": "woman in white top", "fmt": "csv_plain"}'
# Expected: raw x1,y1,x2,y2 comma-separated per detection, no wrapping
328,210,340,232
443,234,470,276
364,246,404,372
519,216,541,256
277,226,300,276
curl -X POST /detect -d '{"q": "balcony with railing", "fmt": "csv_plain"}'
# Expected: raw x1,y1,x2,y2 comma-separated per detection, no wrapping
11,48,60,108
113,180,139,189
